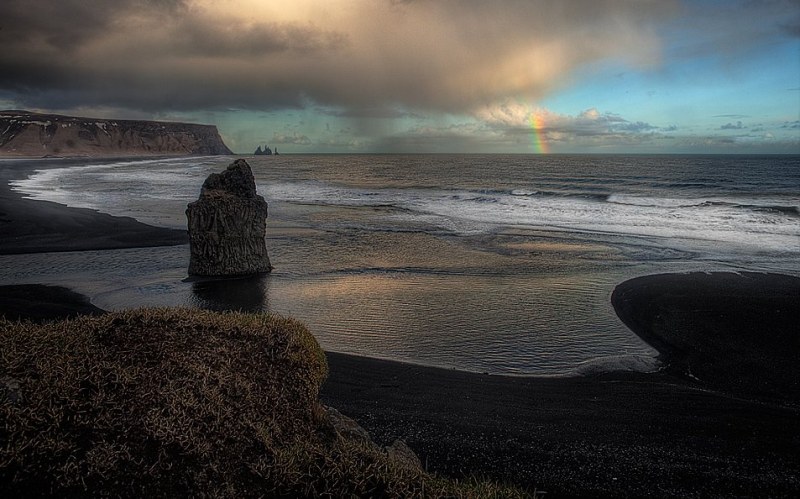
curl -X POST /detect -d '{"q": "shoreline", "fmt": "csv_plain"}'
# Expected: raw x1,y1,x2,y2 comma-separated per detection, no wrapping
2,159,799,496
0,157,188,254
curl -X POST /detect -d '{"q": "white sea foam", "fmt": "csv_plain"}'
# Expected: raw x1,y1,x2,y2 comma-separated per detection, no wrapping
263,181,799,254
11,157,800,256
571,354,661,376
10,156,223,227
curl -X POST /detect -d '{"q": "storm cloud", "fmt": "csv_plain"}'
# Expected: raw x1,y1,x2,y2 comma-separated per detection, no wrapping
1,0,678,114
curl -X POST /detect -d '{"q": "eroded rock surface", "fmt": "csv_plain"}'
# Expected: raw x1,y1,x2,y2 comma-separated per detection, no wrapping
186,159,272,276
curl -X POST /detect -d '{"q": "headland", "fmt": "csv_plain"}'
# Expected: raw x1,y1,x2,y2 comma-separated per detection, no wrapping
0,110,232,158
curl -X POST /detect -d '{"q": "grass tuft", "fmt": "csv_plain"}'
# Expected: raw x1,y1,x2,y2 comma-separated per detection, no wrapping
1,308,531,497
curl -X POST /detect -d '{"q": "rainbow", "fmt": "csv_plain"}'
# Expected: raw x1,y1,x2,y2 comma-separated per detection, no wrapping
529,112,549,154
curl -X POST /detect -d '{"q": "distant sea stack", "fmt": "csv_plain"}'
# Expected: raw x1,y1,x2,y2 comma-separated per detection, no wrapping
254,145,277,155
186,159,272,276
0,110,232,157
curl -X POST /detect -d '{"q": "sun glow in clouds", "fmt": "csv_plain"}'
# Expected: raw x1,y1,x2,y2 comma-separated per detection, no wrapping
529,113,549,154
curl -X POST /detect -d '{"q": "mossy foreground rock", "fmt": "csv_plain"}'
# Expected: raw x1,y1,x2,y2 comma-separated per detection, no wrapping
187,159,272,276
0,309,527,497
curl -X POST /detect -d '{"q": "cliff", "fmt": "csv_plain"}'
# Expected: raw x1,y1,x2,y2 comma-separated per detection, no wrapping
0,110,232,157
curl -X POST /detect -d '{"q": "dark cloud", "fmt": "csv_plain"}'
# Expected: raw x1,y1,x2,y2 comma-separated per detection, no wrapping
0,0,679,114
162,18,347,58
0,0,343,112
0,1,186,50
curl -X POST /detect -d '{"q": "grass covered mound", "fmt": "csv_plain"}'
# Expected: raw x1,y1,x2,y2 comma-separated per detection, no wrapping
1,308,526,497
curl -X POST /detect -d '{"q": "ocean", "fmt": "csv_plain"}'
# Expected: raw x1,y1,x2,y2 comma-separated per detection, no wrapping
3,154,799,375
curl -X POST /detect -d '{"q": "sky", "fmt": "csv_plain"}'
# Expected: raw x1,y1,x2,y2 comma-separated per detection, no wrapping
1,0,798,154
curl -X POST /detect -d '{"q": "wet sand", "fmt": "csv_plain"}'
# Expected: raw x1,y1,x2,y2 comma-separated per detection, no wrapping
1,160,799,496
0,159,186,254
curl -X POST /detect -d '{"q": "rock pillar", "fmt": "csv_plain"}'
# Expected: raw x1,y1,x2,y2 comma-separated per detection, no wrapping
186,159,272,276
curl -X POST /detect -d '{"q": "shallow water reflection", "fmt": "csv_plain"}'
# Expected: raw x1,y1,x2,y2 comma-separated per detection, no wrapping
189,274,270,313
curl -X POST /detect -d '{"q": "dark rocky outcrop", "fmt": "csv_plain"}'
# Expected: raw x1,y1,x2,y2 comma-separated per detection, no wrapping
186,159,272,276
612,271,800,401
0,110,232,157
254,144,273,156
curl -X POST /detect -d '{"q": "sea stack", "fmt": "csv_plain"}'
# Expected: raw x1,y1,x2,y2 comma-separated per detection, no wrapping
186,159,272,276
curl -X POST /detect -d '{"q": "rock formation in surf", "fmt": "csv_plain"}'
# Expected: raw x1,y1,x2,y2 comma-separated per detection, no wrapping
186,159,272,276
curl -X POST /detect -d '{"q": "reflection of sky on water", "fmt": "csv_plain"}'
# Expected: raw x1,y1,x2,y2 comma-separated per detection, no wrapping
0,239,664,375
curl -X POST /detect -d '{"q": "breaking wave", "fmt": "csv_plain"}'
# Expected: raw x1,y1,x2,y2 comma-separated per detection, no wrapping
10,155,800,256
264,181,800,254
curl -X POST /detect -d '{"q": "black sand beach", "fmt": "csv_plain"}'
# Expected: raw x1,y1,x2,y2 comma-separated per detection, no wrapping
322,351,800,498
0,159,186,254
1,161,799,497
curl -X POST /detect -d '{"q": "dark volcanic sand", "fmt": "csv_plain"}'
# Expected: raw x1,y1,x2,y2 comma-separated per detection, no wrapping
0,159,186,254
612,272,800,401
0,284,105,322
322,352,800,498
